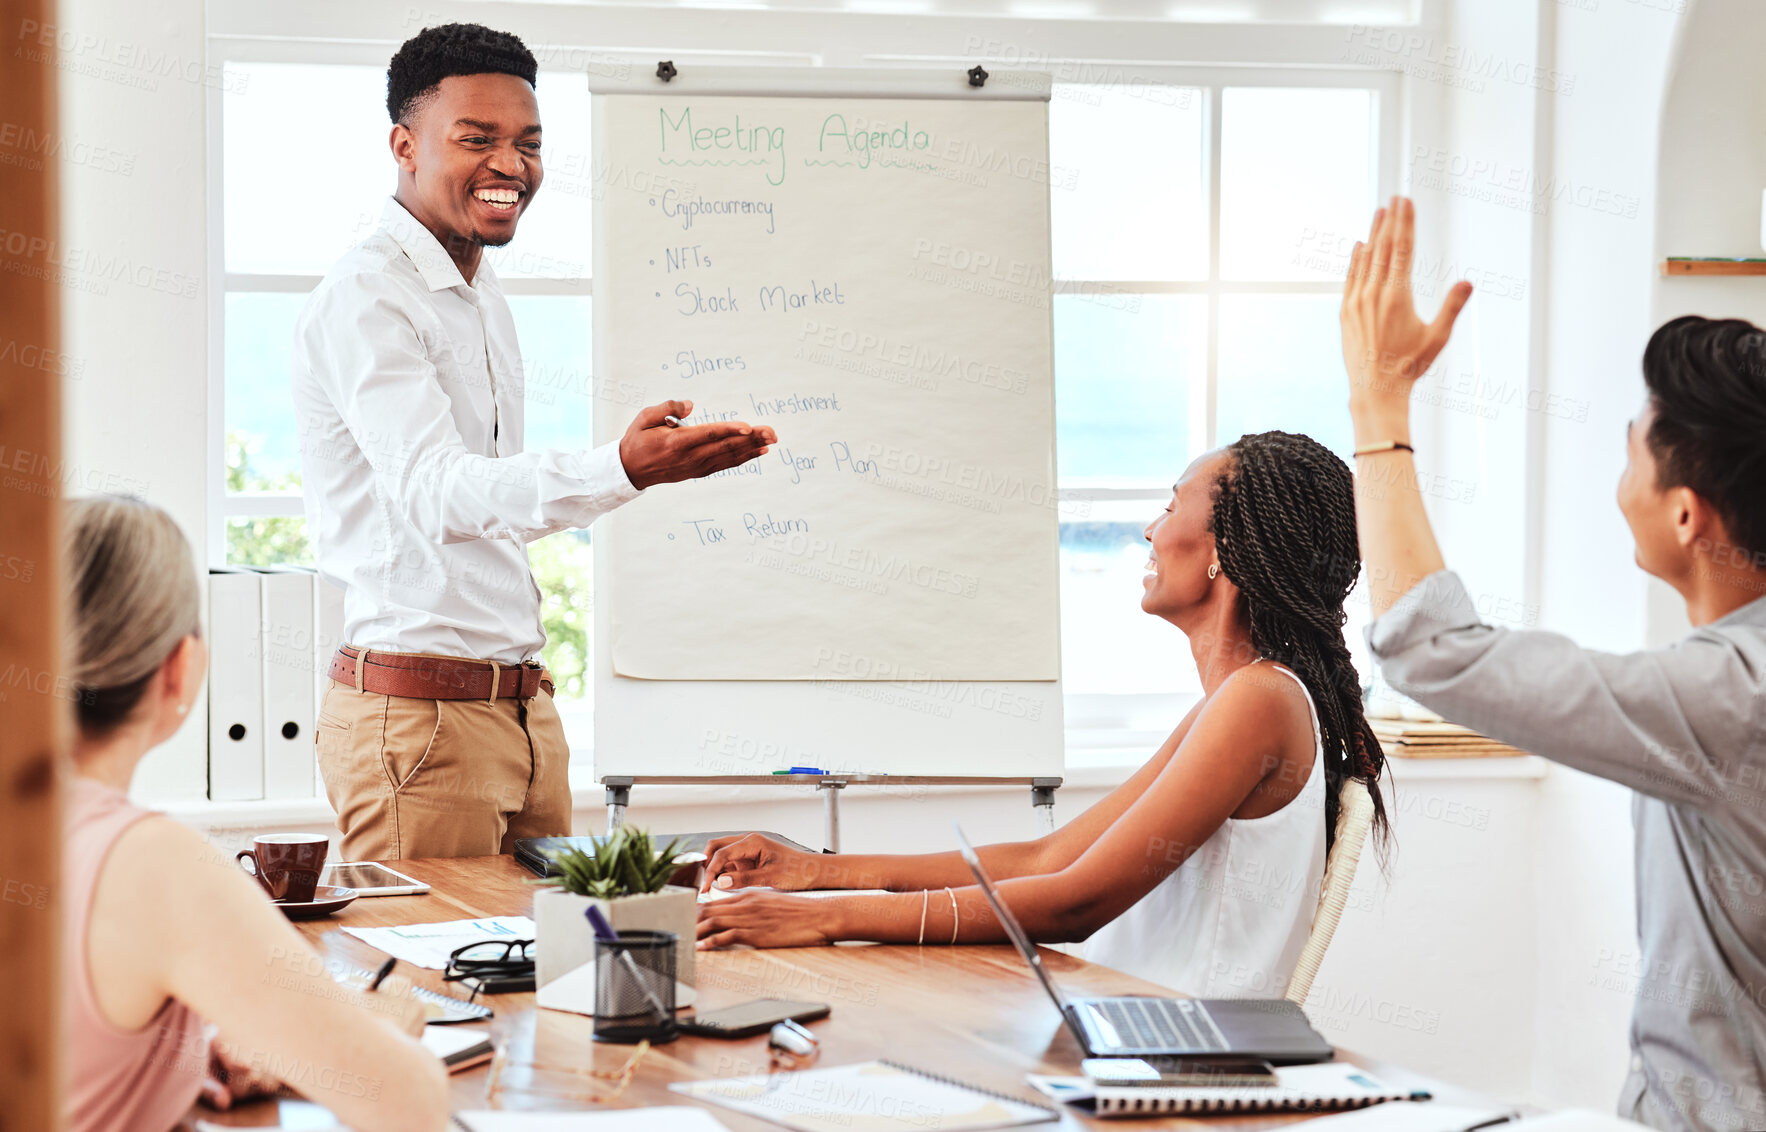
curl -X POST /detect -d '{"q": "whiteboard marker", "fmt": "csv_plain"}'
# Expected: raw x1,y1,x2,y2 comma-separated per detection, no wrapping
663,415,684,428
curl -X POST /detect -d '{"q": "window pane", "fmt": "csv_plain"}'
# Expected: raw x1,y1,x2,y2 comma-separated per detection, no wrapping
224,63,389,275
1219,87,1375,282
225,63,587,278
482,75,592,280
1060,502,1200,696
227,517,312,568
509,296,593,454
509,295,594,704
530,530,592,704
226,292,308,491
1054,294,1202,484
1216,295,1352,459
1050,84,1206,281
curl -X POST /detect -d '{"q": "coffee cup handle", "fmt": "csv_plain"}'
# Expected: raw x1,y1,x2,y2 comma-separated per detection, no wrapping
235,849,272,895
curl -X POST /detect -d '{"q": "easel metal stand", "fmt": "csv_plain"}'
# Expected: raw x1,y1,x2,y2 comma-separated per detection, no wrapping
601,775,1064,852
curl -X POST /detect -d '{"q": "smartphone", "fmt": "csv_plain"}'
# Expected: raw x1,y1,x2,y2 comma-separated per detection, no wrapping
1082,1057,1277,1088
456,972,535,995
676,999,830,1039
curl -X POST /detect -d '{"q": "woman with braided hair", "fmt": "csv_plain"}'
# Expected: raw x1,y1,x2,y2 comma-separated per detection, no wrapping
695,434,1385,1002
1205,429,1390,848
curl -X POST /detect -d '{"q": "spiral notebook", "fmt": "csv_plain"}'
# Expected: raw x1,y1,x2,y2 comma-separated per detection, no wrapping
670,1059,1058,1132
1092,1062,1430,1117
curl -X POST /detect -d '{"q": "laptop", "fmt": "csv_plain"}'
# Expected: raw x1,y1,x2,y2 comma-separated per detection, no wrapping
954,826,1334,1065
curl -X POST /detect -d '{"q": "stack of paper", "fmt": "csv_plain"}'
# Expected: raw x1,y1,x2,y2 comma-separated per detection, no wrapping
1370,719,1528,760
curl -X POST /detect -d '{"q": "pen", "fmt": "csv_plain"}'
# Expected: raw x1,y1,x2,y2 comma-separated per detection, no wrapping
367,956,397,991
583,905,672,1026
663,415,684,427
772,766,827,775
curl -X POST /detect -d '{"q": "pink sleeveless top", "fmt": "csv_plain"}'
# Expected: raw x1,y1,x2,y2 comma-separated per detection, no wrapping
65,777,209,1132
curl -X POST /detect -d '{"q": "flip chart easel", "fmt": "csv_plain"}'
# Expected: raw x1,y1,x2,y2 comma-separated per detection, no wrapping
588,66,1064,836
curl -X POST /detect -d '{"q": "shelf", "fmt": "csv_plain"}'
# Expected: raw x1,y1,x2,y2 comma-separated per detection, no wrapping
1660,258,1766,276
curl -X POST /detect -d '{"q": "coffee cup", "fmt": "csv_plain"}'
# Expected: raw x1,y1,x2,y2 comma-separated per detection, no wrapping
236,833,329,903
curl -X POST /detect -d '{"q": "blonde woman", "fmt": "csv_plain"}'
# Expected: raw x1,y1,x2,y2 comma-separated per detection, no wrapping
61,495,449,1132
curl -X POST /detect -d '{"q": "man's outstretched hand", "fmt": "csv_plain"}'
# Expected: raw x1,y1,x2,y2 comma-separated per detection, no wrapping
1340,196,1474,439
619,400,778,490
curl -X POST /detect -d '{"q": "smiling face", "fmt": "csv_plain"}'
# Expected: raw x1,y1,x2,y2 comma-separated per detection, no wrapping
392,72,542,254
1141,449,1232,623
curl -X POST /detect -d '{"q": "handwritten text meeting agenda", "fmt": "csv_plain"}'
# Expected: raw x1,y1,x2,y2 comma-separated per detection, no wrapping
655,106,1056,189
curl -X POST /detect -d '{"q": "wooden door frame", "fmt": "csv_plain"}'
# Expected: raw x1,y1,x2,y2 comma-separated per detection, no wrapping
0,0,65,1125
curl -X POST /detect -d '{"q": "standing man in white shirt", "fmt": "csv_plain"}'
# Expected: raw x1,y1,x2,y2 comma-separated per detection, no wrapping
293,23,777,860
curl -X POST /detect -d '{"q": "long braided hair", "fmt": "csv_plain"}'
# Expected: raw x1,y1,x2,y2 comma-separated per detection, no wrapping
1207,430,1389,852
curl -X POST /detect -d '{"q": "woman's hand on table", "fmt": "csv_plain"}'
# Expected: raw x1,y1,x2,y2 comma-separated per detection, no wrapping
350,971,429,1036
700,833,824,893
198,1035,284,1110
697,889,839,949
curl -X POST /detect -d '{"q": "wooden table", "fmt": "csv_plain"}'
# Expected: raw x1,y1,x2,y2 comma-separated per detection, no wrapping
199,855,1491,1130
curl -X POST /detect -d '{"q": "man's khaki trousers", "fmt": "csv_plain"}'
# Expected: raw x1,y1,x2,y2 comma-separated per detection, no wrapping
316,675,572,861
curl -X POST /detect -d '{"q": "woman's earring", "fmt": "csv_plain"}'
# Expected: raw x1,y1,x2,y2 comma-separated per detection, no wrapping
176,702,188,716
1207,563,1219,580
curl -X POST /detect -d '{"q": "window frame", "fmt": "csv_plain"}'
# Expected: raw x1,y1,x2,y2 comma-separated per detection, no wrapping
206,29,1401,758
1051,67,1398,734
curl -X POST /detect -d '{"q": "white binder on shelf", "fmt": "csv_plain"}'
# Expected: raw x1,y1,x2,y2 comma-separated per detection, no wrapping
207,568,264,801
314,573,345,708
258,567,316,799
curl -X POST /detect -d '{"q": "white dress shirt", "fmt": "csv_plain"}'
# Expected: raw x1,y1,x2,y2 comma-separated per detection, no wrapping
293,197,640,664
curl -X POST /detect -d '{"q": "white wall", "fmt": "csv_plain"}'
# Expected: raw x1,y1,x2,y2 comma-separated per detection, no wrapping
1528,0,1684,1112
57,0,211,800
1647,0,1766,646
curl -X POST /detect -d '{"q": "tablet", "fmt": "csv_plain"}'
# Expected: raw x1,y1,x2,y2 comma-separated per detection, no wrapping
319,861,431,896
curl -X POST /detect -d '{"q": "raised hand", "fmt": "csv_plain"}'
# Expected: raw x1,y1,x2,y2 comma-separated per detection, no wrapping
700,833,824,893
1340,196,1473,436
618,399,778,491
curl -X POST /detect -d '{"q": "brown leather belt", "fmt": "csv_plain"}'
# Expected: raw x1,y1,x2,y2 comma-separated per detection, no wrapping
329,645,554,701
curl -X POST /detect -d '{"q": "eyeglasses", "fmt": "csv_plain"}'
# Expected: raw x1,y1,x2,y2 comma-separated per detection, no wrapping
443,939,534,985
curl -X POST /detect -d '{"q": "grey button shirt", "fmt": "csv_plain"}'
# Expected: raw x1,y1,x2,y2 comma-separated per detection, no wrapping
1368,571,1766,1132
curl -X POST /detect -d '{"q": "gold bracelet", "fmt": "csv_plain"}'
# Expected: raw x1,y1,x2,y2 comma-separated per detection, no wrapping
1353,440,1414,457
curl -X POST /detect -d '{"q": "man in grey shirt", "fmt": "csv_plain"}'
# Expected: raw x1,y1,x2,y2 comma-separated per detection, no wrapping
1337,198,1766,1131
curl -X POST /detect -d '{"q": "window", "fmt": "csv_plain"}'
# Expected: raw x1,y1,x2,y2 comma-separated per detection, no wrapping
217,61,598,720
1049,78,1387,731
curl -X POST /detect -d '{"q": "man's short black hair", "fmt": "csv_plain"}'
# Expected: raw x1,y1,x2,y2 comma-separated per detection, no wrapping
1641,315,1766,560
386,23,538,125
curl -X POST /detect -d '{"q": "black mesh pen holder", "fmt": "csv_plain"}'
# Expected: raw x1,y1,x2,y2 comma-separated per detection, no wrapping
593,929,678,1044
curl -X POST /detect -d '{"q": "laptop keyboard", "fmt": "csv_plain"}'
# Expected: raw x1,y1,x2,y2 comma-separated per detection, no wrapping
1099,998,1228,1052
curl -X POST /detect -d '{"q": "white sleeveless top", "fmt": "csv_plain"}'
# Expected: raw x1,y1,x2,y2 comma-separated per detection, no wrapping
1084,662,1328,999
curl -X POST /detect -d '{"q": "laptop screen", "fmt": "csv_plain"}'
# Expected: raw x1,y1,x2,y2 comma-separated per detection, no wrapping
954,824,1087,1043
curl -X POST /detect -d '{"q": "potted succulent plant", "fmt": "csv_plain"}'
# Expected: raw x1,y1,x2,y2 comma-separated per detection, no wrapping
531,827,699,991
